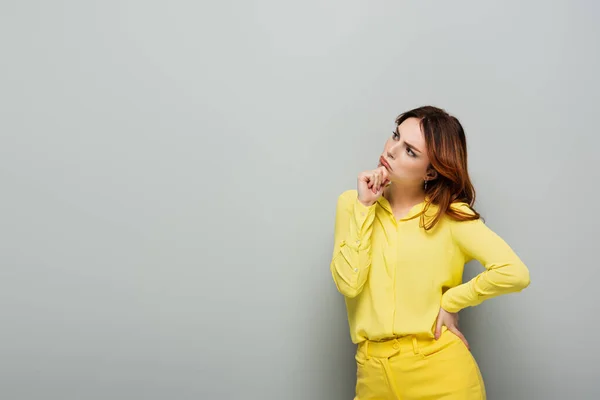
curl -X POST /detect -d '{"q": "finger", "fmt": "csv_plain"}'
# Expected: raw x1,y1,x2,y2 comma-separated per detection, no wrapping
366,173,374,189
434,315,443,340
378,169,389,189
359,172,371,186
380,167,390,183
378,170,386,190
448,326,470,350
372,173,379,193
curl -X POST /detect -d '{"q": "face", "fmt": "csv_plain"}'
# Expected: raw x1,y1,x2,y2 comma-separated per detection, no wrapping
378,117,436,186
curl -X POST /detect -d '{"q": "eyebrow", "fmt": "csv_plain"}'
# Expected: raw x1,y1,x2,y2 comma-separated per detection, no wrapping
395,127,423,153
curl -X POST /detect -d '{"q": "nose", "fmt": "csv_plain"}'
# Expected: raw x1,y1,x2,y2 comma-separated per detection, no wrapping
387,144,398,160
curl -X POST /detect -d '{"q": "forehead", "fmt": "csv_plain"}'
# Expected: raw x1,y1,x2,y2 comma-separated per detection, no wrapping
397,117,425,143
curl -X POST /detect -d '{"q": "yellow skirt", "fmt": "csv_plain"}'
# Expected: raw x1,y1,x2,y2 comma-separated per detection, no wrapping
354,328,486,400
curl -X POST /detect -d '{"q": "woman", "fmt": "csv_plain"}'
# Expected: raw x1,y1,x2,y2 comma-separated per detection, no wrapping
330,106,530,400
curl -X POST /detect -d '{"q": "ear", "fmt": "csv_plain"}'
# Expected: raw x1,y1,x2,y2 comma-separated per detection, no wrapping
425,168,438,181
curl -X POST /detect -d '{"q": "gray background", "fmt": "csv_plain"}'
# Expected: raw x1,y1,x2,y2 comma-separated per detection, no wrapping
1,1,598,399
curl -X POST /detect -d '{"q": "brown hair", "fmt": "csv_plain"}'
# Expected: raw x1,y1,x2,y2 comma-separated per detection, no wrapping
395,105,481,230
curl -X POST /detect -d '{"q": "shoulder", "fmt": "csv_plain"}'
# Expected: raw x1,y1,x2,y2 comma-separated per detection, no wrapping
449,201,477,217
446,202,483,236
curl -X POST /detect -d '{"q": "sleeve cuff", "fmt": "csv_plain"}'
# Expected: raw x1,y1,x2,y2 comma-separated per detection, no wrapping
441,281,482,313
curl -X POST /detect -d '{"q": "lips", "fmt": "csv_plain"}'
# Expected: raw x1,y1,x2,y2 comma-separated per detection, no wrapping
379,156,392,170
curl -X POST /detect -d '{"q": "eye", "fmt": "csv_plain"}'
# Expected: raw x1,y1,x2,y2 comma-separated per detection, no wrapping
406,147,416,157
392,131,399,140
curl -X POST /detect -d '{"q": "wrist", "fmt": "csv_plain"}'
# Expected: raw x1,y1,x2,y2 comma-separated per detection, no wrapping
357,198,376,207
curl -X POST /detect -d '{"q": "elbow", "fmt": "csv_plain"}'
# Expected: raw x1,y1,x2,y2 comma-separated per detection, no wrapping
340,285,362,299
331,275,364,299
519,270,531,291
330,263,364,298
511,262,531,291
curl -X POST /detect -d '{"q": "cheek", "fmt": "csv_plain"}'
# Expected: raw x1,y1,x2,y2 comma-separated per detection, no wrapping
392,156,428,177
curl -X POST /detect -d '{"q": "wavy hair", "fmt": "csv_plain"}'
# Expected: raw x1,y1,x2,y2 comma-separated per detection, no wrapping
395,106,481,230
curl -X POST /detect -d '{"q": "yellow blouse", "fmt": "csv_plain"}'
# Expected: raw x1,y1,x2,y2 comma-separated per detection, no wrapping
330,189,530,344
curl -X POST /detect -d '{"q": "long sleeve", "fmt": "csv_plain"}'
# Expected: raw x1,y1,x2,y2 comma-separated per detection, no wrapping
441,205,531,313
330,190,377,298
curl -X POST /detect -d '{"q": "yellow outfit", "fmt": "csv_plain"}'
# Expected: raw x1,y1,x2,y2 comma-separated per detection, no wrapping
354,327,485,400
330,190,530,399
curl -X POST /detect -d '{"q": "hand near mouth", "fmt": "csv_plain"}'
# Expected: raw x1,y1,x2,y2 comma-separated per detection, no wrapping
357,166,390,206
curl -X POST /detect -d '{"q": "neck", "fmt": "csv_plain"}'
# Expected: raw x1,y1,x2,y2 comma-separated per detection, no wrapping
384,182,426,210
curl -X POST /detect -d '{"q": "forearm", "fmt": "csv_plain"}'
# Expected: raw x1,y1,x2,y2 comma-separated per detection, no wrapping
330,195,376,298
441,259,530,312
444,204,531,313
